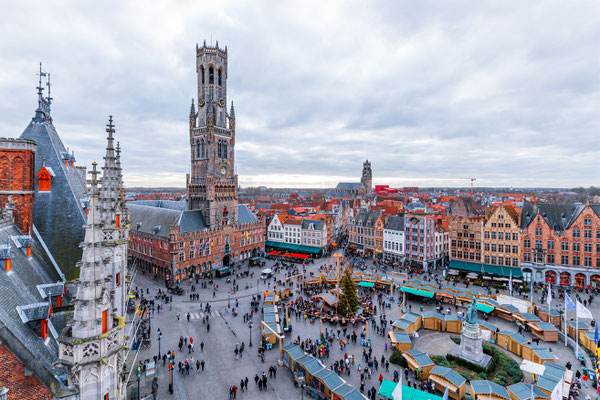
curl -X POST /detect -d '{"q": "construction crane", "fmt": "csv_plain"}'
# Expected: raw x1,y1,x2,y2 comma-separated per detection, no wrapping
461,178,476,196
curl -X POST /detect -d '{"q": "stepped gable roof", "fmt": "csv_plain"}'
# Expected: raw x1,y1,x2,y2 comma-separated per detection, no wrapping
0,214,71,397
384,214,404,231
353,209,380,227
19,107,87,279
520,201,581,230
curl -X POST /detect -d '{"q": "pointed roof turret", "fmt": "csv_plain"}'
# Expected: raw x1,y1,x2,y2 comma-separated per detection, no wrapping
230,101,235,119
190,98,196,120
34,63,52,121
71,162,112,338
100,116,120,224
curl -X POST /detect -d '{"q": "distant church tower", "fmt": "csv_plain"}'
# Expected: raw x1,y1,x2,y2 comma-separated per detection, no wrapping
361,159,372,192
187,41,238,227
58,117,127,400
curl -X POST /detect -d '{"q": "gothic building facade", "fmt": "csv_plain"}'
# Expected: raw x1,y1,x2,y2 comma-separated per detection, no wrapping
128,41,265,282
334,160,373,197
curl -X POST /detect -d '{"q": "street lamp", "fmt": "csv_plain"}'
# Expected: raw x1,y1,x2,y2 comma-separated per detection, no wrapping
136,365,142,400
168,363,173,394
248,320,253,347
228,292,231,308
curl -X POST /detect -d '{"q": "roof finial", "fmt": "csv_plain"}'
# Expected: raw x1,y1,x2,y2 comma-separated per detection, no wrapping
89,162,100,189
230,101,235,119
46,73,52,105
42,157,46,167
106,115,115,139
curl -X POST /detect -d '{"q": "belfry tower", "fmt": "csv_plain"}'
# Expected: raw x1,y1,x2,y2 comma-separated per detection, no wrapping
187,41,238,227
361,159,372,192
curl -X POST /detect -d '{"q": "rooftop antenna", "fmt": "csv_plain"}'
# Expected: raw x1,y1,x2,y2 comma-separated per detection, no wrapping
36,62,45,99
46,73,52,105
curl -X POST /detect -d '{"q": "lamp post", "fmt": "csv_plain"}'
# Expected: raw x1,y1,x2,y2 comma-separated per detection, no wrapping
136,365,142,400
249,320,253,347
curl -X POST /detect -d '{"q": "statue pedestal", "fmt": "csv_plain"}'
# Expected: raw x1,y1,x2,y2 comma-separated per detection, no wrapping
449,322,492,369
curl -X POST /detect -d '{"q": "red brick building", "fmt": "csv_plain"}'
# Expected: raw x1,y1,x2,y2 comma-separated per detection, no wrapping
520,202,600,287
0,138,36,234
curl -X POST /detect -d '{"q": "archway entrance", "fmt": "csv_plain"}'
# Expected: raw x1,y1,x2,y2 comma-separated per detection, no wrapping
559,271,570,286
545,270,556,285
575,273,586,288
223,254,231,267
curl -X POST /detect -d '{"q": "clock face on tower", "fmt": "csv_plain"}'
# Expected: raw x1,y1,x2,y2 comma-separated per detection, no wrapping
220,165,227,175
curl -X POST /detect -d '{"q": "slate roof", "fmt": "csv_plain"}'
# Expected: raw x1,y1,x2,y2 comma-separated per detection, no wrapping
533,321,558,331
519,313,541,322
390,330,411,343
301,219,324,230
479,321,498,332
430,366,466,387
352,209,381,227
536,374,561,392
20,113,88,280
0,214,70,396
384,215,404,231
403,350,434,367
507,383,548,400
37,282,64,298
238,204,259,224
336,182,363,189
471,380,510,399
520,201,586,230
524,344,556,361
542,361,565,380
498,331,529,344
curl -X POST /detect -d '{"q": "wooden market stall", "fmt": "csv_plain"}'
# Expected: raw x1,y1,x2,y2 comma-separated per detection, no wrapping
471,380,511,400
388,330,412,352
496,331,530,357
294,355,325,384
567,320,590,339
311,368,345,398
535,308,561,326
506,383,549,400
402,350,435,379
521,344,558,364
435,288,456,303
479,321,498,342
422,312,445,331
429,366,467,400
445,315,461,334
379,380,443,400
331,384,368,400
514,312,540,326
392,312,422,334
281,343,307,371
580,330,598,354
495,304,520,321
528,321,559,342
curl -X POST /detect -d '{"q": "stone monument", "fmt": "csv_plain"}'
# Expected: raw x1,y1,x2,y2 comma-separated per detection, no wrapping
449,297,492,368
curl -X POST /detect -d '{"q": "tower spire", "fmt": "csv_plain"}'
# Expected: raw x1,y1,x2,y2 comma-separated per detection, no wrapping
35,62,52,120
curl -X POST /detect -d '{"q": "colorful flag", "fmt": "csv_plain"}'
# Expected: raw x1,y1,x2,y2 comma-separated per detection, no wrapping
565,293,576,310
508,271,513,293
210,241,213,247
546,285,552,305
576,300,594,319
203,240,207,250
531,383,535,400
595,323,598,346
245,231,249,240
128,291,135,299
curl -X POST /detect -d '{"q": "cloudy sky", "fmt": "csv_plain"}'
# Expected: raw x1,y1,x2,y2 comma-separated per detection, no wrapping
1,1,599,189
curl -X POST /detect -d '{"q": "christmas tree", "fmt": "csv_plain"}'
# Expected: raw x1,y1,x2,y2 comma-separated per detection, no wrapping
337,267,359,317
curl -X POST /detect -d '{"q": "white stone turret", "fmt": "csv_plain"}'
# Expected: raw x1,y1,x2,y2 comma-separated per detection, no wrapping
58,158,126,400
99,116,129,318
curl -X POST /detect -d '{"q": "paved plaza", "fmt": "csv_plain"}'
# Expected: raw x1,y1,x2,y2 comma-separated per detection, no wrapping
122,253,599,400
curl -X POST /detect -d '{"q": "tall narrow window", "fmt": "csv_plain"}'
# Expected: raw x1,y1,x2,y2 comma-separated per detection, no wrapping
223,142,227,159
102,309,108,333
218,69,222,86
209,67,214,84
200,139,205,158
200,65,205,84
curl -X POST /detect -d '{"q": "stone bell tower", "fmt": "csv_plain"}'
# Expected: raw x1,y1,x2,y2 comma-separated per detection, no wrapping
187,40,238,227
361,159,372,192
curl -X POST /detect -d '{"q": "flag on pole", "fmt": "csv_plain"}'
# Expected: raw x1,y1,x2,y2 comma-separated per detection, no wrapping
595,323,598,346
546,285,552,305
565,293,576,310
508,271,513,294
576,300,594,319
391,375,403,400
442,387,449,400
202,240,207,250
245,231,249,240
128,291,135,299
530,383,535,400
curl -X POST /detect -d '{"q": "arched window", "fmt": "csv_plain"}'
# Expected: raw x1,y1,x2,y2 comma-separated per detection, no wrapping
200,139,205,158
209,67,214,84
196,140,201,158
218,69,222,86
217,140,222,158
200,65,205,85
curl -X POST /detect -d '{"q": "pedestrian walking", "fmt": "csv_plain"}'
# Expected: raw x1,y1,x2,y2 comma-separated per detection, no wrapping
200,341,204,352
201,360,205,371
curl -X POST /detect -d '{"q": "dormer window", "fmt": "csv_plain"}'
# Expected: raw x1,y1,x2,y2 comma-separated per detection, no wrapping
37,166,55,192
